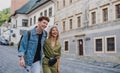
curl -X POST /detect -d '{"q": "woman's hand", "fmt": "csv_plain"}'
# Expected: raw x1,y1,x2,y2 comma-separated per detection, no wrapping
57,67,60,73
20,56,25,67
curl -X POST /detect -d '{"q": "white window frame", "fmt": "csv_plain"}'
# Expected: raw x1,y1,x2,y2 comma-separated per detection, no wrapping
89,9,97,26
69,18,73,30
100,5,110,23
75,13,82,29
69,0,72,5
57,1,59,10
77,14,82,28
22,19,28,27
113,1,120,20
105,35,117,53
34,16,36,24
64,40,69,52
94,37,104,53
62,20,66,32
63,0,65,7
30,18,32,26
44,10,47,16
40,12,43,16
49,7,52,17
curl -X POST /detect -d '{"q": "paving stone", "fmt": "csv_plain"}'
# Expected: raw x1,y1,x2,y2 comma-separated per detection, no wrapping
0,45,120,73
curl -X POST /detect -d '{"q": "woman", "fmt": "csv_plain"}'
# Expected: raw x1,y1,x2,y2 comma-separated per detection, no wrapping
43,26,61,73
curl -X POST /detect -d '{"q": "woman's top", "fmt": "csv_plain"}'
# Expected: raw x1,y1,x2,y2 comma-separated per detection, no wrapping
43,38,61,65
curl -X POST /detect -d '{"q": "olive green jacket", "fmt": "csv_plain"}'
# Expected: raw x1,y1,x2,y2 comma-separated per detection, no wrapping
43,39,61,65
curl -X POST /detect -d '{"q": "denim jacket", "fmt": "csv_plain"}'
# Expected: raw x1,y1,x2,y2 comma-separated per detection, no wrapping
18,27,47,66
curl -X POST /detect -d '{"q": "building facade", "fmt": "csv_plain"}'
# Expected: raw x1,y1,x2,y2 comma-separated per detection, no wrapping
10,0,29,43
10,0,55,44
55,0,120,62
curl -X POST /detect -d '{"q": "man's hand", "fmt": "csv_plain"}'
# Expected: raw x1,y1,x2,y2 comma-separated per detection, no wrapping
20,56,25,67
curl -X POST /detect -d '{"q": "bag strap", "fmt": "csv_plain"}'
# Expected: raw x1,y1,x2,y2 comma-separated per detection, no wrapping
27,31,30,41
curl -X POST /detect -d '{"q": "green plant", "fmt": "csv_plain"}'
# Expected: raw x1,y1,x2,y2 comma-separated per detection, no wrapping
0,8,10,26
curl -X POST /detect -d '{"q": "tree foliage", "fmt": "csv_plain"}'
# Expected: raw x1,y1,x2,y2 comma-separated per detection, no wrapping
0,8,10,26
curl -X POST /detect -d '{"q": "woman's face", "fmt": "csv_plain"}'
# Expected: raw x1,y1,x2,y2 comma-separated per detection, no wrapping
51,27,58,38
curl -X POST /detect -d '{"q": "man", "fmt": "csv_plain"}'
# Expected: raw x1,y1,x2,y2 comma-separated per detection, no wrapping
18,16,49,73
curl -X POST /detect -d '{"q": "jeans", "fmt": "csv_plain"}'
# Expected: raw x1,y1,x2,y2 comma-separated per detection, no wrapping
23,61,41,73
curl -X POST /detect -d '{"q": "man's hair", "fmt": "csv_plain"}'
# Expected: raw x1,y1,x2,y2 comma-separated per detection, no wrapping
38,16,50,22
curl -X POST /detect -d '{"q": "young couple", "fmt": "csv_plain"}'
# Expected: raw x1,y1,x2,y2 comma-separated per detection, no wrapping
18,16,61,73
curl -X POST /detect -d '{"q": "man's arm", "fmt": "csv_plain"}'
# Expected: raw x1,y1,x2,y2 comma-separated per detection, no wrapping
18,32,28,57
18,32,29,67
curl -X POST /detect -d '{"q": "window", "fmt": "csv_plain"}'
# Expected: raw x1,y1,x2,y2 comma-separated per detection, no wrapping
44,10,47,16
103,8,108,22
106,37,115,52
91,12,96,24
56,24,58,25
94,37,103,53
13,20,17,28
63,21,65,31
40,12,43,16
69,19,72,29
70,0,72,4
65,41,68,51
77,16,81,27
49,7,52,17
22,19,28,27
57,1,59,10
96,39,102,51
34,16,36,24
116,4,120,18
12,34,16,37
20,30,27,35
63,0,65,7
13,25,16,28
30,18,32,26
16,20,17,27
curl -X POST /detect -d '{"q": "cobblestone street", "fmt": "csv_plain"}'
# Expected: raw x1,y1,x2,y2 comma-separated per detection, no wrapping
0,45,120,73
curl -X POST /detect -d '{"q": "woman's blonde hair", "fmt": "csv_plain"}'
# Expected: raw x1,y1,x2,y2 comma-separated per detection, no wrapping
48,26,59,41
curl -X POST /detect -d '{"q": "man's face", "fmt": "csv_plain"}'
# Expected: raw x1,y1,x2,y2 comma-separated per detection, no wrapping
38,20,48,30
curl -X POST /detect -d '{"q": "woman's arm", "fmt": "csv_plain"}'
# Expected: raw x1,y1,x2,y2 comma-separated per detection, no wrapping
57,43,61,73
57,58,60,73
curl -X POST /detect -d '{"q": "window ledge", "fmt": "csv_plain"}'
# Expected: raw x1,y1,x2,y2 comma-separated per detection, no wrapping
94,51,104,53
105,51,117,53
